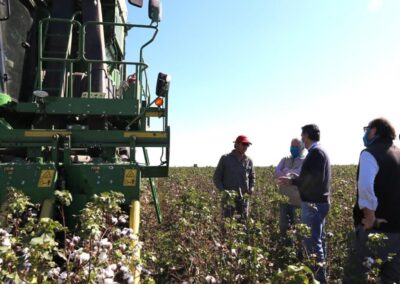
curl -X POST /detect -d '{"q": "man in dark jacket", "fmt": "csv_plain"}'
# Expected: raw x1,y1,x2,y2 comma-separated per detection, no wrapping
213,135,255,220
279,124,331,283
343,118,400,283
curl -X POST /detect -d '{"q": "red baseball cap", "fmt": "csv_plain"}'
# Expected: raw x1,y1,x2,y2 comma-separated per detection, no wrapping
234,135,252,145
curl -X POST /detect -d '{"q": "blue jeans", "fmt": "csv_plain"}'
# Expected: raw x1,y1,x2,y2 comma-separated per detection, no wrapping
279,204,300,235
301,201,330,283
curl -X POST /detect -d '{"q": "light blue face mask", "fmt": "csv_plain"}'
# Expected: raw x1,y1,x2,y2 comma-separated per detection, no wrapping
363,128,378,147
290,146,300,158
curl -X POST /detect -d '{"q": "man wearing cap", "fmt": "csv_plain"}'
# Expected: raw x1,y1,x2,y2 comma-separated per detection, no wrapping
213,135,256,220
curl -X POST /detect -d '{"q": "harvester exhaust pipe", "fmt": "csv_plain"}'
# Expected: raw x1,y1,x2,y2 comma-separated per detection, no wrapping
42,0,74,97
82,0,107,95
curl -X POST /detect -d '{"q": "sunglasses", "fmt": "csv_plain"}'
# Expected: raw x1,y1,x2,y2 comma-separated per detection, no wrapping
363,126,370,132
241,143,250,147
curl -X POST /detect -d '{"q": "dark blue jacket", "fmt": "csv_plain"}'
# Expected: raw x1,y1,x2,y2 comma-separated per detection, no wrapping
293,144,331,203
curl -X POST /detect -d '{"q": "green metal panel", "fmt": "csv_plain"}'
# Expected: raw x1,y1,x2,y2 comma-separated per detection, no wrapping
140,166,168,178
65,163,141,202
15,97,139,116
0,128,169,148
0,163,57,203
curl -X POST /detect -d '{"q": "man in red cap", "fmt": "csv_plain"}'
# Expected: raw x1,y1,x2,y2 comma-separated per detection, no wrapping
213,135,256,220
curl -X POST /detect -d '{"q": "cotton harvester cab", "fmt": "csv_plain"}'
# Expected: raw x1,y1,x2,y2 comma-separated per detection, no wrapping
0,0,170,236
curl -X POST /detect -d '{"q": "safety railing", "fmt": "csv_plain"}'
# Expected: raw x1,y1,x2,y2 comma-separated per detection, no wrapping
37,18,158,102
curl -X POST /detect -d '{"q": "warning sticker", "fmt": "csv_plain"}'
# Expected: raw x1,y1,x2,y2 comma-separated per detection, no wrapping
38,170,55,188
123,169,136,186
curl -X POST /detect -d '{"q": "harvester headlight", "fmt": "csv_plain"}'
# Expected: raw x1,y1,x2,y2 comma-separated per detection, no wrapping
128,0,143,8
155,72,171,97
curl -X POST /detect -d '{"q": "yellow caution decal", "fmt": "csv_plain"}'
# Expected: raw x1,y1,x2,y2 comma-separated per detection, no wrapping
145,111,164,117
38,170,55,188
123,169,137,186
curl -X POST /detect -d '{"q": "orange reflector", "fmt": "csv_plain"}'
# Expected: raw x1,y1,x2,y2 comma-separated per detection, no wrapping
155,97,163,107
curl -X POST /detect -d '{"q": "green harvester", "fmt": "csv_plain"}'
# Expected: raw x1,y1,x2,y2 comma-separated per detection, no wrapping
0,1,170,282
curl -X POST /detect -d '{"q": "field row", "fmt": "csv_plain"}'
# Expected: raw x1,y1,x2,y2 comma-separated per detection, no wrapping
140,166,358,283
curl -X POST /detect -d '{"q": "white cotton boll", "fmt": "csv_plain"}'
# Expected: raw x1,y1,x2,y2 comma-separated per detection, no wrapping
96,273,105,283
120,265,129,273
115,228,122,237
123,272,133,280
72,236,80,244
122,228,133,236
111,217,118,225
118,216,127,223
1,238,11,247
231,248,237,257
100,238,112,249
98,251,108,262
79,252,90,263
24,261,32,270
205,275,217,283
126,275,134,284
57,271,68,284
103,267,114,278
103,279,114,284
0,229,9,237
128,234,139,241
59,272,68,280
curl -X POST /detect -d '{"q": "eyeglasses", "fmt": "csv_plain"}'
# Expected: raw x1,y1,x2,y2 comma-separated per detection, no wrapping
241,143,250,147
363,126,370,132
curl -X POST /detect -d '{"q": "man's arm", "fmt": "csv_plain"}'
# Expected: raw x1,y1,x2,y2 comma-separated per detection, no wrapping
292,158,304,176
274,158,286,178
357,151,387,229
248,160,256,194
213,156,225,191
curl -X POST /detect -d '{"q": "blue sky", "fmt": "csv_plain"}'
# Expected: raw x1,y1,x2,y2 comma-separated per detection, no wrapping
126,0,400,166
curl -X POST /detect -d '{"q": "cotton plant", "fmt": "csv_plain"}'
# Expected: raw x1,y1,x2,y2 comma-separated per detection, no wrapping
0,188,151,283
363,232,389,282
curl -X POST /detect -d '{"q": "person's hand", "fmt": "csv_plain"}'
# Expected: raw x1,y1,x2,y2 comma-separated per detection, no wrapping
277,176,292,186
362,216,388,230
247,187,254,195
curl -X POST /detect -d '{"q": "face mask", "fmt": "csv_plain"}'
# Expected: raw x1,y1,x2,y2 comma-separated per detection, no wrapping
363,128,378,147
290,146,300,158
